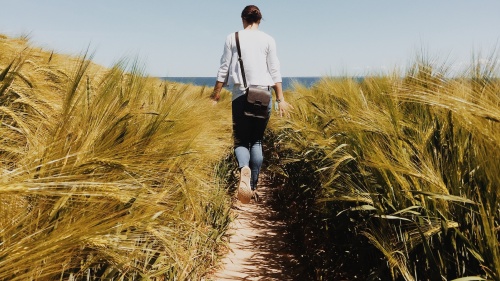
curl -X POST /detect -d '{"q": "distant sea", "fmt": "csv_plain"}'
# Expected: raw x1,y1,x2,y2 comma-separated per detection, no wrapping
160,77,321,91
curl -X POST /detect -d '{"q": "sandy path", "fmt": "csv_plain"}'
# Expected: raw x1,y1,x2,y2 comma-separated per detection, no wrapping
209,177,302,281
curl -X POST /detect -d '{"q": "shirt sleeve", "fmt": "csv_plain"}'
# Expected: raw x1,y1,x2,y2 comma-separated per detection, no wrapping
267,37,282,84
216,34,233,83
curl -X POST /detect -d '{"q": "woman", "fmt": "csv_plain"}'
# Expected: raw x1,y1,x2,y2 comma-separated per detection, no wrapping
211,5,293,203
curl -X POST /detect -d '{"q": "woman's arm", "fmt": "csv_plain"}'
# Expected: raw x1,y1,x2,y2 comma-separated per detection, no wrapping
212,34,234,103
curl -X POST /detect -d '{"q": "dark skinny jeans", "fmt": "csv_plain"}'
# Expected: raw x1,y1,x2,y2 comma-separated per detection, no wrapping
232,86,272,190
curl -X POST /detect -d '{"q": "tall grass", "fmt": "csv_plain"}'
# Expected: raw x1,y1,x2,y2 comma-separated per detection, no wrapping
1,35,234,280
3,33,499,280
267,56,499,280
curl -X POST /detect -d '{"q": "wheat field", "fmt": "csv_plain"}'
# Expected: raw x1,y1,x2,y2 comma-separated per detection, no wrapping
2,34,499,281
266,55,499,280
1,34,236,280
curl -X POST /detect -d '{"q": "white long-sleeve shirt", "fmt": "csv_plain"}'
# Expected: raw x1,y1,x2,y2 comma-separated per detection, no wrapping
216,29,282,88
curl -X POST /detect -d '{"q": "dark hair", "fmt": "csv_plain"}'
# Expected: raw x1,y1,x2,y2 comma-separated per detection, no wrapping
241,5,262,24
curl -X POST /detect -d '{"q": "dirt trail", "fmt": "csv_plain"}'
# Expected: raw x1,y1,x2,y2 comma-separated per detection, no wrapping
209,177,302,281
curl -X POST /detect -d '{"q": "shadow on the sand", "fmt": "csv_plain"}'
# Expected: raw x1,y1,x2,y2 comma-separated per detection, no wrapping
232,178,306,281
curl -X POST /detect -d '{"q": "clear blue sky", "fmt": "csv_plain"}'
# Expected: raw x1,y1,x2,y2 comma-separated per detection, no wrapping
1,1,499,77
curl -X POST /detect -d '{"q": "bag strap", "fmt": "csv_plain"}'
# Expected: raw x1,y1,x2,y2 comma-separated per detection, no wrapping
235,32,248,88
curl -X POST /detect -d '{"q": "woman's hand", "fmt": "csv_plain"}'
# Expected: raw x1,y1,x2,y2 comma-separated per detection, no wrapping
277,100,294,118
211,81,224,105
210,91,220,105
272,82,293,117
